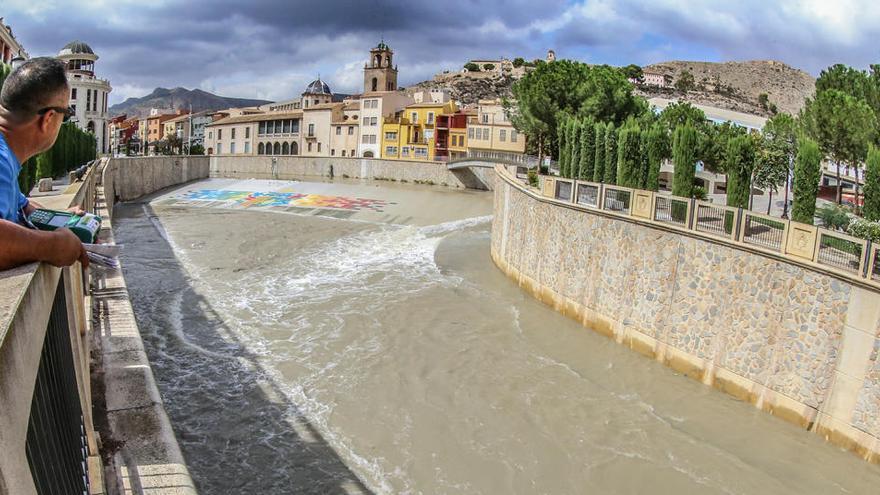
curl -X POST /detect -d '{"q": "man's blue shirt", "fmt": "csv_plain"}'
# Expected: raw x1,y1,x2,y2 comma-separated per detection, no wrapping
0,132,27,224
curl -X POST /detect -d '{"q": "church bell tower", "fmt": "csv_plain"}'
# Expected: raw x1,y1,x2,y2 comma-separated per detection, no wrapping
363,41,398,93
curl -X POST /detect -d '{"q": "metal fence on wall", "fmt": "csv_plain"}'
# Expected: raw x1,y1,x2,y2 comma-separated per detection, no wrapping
741,212,787,251
25,278,90,495
816,231,865,274
576,183,600,208
603,187,631,214
694,202,737,239
653,196,689,228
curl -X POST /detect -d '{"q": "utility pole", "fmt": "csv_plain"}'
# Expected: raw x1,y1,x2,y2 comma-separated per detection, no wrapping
187,103,193,155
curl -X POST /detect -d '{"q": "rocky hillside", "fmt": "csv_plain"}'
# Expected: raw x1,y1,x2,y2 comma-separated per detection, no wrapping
411,60,815,117
639,60,815,116
110,87,271,119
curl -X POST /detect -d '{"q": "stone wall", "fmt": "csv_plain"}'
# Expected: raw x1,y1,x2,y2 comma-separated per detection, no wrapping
103,156,211,213
208,155,495,190
492,167,880,463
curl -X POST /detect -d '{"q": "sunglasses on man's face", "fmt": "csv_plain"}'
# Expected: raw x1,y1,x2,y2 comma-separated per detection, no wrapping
36,106,75,123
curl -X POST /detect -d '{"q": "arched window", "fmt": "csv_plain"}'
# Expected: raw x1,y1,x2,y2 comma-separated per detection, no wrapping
265,142,273,155
291,142,298,155
371,77,378,92
282,142,290,155
87,121,95,133
375,54,381,67
273,142,281,155
363,151,374,158
258,142,265,155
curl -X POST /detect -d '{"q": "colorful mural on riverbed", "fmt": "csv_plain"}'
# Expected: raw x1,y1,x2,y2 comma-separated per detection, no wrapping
176,190,392,212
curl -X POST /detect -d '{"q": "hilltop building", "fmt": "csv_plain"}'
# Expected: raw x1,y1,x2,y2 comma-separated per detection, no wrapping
57,40,112,154
0,17,28,64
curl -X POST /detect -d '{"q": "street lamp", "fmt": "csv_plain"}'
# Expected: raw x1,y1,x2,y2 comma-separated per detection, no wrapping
10,55,25,70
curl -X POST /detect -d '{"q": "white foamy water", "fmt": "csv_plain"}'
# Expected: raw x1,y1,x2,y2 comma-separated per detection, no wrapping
114,181,880,495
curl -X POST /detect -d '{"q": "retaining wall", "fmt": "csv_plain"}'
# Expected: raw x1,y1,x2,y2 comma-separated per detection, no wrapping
492,166,880,463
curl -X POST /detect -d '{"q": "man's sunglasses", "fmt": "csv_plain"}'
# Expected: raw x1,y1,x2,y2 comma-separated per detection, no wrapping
37,106,75,123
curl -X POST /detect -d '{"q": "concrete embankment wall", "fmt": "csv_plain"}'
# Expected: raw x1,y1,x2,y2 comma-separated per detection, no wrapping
492,167,880,463
208,155,495,190
103,156,211,213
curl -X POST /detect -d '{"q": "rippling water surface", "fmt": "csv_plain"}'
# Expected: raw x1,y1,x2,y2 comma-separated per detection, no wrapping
115,179,880,494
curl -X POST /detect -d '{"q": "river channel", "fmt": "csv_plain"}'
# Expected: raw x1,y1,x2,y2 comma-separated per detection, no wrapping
114,178,880,494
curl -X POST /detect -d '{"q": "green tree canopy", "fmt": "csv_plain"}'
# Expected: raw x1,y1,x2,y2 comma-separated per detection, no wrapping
863,147,880,221
659,101,707,134
603,124,618,184
616,125,641,188
593,122,606,183
792,138,822,224
725,135,757,209
578,119,596,180
671,124,697,197
645,124,668,191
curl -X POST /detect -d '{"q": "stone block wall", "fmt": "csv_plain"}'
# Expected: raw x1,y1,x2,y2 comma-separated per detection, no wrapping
492,168,880,463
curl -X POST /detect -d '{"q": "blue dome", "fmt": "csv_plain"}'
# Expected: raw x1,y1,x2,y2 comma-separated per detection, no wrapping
304,78,331,95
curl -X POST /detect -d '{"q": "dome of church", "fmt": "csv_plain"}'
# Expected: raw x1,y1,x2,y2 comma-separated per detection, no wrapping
304,78,331,95
59,40,95,56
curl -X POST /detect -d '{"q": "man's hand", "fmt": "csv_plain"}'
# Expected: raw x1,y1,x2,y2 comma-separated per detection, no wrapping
67,205,86,216
46,228,89,268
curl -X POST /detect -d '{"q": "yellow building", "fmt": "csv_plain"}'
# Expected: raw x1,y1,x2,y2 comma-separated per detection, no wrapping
467,98,526,154
381,100,457,161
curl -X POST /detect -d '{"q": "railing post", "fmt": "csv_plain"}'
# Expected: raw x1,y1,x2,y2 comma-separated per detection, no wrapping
735,208,744,242
688,197,696,230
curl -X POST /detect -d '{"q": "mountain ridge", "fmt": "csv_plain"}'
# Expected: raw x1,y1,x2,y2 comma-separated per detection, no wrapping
110,87,272,119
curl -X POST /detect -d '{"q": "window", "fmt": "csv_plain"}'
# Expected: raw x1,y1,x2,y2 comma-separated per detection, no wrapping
468,128,474,139
282,142,289,154
427,112,434,124
351,149,355,156
308,123,315,137
341,150,346,156
499,129,506,142
208,131,213,140
308,142,312,152
370,117,377,126
245,142,251,154
258,142,264,154
331,149,335,156
401,146,410,157
371,135,377,144
481,114,489,124
385,132,397,141
385,146,398,155
246,127,250,138
363,117,369,126
217,143,222,154
218,129,222,140
362,135,369,144
336,126,341,135
318,143,322,152
511,130,518,143
414,147,428,158
232,128,236,139
283,120,291,133
411,112,418,123
230,142,236,154
71,88,77,99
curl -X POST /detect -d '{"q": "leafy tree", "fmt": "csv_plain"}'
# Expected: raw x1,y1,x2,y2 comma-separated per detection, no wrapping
508,60,648,164
761,113,798,215
603,124,618,184
645,124,668,191
593,122,606,182
675,70,695,92
621,64,643,81
863,146,880,221
671,124,697,197
578,119,595,180
616,125,641,188
725,135,756,208
189,143,205,155
483,63,495,71
659,101,707,134
758,93,770,110
513,57,525,68
802,89,876,203
568,119,580,179
464,62,480,72
753,133,789,214
816,64,873,102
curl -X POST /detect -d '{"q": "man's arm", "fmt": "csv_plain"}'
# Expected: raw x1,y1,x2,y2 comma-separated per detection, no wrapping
23,197,86,217
0,219,89,271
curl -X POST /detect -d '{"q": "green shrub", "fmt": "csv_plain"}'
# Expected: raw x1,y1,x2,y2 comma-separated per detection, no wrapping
817,203,851,231
693,186,708,201
464,62,480,72
846,218,880,243
528,169,539,187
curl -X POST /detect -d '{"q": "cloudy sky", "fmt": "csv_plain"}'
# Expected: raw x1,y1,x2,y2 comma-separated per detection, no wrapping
4,0,878,105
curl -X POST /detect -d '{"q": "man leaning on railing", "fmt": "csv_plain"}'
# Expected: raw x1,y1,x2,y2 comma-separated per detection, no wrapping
0,57,88,270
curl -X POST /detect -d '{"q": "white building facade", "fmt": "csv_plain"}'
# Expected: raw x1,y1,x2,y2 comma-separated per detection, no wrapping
0,17,28,64
57,41,112,154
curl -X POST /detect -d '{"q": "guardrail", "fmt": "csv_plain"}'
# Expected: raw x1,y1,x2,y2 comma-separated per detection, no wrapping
0,161,100,494
532,172,880,287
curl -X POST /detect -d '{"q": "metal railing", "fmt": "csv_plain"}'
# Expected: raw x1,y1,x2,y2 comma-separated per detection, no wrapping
602,186,632,214
694,202,738,240
816,231,866,274
576,182,601,208
653,195,690,228
741,212,787,251
555,179,573,201
26,277,91,495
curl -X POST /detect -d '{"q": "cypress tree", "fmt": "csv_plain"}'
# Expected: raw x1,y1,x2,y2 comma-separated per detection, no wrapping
578,119,595,180
593,122,605,182
603,124,618,184
616,125,641,188
791,138,822,224
725,135,756,209
569,119,580,179
645,124,667,192
671,124,697,198
863,147,880,221
638,129,650,188
557,118,568,177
